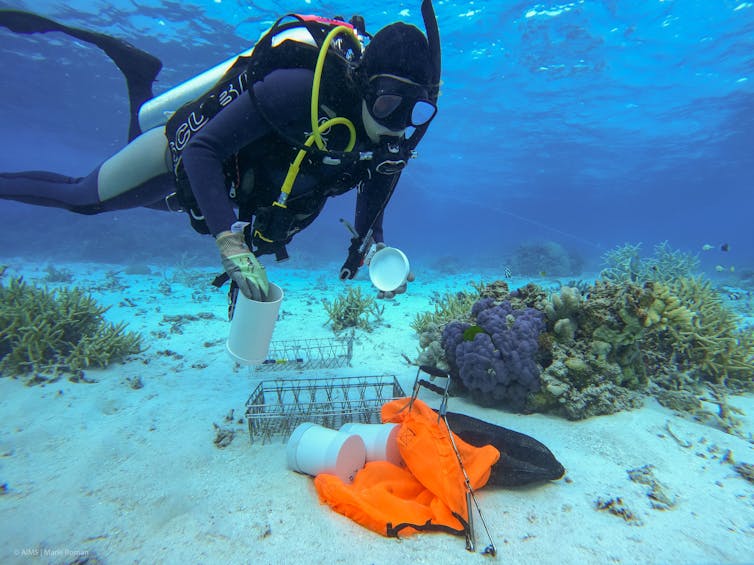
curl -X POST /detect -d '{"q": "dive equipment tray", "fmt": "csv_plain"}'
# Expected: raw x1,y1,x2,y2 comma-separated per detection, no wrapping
245,375,405,444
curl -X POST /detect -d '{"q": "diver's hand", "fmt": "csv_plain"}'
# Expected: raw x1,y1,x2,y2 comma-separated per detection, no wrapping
339,236,364,280
376,271,415,299
216,231,269,301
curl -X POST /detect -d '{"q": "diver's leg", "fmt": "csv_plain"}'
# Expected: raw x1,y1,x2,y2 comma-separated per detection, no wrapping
0,127,172,213
0,170,101,212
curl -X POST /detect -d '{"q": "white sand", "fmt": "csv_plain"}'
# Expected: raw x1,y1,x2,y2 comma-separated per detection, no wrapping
1,258,753,564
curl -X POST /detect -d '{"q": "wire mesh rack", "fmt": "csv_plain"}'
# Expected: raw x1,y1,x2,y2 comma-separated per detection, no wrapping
244,374,406,444
252,334,354,372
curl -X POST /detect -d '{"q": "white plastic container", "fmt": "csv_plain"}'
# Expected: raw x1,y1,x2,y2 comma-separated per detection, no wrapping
340,422,402,466
286,423,366,483
226,282,283,365
369,247,410,292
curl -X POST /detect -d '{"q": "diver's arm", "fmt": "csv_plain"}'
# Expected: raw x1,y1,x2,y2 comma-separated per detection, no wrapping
339,171,401,280
181,94,269,236
181,68,313,237
354,171,402,244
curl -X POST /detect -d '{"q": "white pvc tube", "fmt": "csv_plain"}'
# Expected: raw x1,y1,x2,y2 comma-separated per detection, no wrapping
340,422,402,466
286,423,366,483
226,282,284,365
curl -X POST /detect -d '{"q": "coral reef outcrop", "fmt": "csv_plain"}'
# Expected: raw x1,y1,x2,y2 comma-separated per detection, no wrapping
412,243,753,423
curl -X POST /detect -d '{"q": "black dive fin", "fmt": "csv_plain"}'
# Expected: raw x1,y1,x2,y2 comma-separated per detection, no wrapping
0,9,163,141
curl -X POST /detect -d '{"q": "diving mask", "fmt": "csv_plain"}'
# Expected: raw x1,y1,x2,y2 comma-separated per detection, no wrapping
365,74,437,131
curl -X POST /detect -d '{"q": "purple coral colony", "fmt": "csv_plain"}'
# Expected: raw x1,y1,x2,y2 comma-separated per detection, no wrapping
443,297,545,411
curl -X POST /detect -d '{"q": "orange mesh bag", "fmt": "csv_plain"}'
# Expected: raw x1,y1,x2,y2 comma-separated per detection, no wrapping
314,398,499,537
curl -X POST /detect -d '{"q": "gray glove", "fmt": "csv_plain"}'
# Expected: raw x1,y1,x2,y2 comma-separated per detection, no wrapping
216,231,269,301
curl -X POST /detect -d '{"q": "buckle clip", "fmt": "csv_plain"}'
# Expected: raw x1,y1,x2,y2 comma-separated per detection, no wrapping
164,192,184,213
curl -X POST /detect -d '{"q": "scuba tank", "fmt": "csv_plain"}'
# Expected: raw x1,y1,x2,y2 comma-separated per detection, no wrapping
137,19,364,133
137,47,254,132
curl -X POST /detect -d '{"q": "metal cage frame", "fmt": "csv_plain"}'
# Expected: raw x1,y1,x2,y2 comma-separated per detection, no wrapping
244,374,405,444
252,334,354,372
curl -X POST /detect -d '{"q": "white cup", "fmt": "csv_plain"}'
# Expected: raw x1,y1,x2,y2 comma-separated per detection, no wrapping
368,247,410,292
226,282,284,365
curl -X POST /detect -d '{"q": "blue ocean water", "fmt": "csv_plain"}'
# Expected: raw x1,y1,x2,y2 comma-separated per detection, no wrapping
1,0,752,276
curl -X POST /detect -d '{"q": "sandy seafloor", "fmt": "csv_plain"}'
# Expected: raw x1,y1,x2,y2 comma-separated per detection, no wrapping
1,256,753,565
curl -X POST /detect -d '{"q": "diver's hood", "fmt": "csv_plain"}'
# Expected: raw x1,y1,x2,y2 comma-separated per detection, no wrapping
407,0,441,150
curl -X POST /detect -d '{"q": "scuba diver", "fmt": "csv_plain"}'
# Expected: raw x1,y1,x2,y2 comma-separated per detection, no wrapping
0,1,441,302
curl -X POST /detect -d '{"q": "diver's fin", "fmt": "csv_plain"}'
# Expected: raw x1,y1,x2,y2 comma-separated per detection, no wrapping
0,9,163,141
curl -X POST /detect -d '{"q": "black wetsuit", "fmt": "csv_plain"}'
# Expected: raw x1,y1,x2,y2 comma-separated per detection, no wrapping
0,67,397,252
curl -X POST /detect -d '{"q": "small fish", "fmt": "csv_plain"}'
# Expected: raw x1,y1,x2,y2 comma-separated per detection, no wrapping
721,243,730,252
504,266,512,279
702,244,714,251
715,265,725,272
539,271,548,277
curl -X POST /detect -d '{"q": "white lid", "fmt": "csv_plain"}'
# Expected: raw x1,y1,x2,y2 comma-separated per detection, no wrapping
369,247,410,292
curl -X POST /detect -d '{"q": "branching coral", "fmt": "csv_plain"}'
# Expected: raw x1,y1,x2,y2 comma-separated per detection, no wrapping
670,276,754,387
0,277,143,383
411,287,480,335
601,241,700,284
411,286,481,370
537,275,752,420
600,242,643,283
43,264,74,283
644,241,701,284
322,286,383,333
